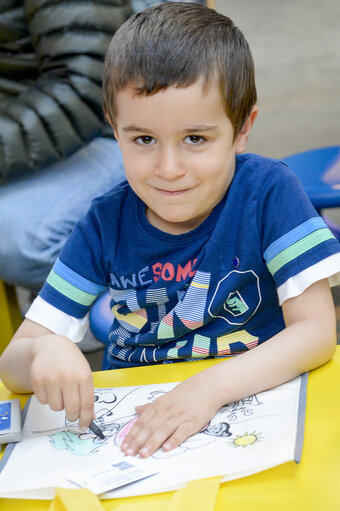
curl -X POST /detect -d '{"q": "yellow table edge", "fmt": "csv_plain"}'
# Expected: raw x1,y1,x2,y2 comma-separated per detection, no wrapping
0,347,339,511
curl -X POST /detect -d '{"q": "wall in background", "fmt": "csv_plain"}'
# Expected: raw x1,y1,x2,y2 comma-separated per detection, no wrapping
216,0,340,159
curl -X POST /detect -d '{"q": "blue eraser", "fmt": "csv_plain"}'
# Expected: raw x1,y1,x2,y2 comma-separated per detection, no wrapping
0,399,22,444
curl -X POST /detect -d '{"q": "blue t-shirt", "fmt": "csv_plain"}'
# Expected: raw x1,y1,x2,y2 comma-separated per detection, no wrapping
40,154,339,368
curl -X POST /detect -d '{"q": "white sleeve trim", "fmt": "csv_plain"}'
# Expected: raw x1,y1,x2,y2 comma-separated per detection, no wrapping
277,253,340,305
25,296,89,343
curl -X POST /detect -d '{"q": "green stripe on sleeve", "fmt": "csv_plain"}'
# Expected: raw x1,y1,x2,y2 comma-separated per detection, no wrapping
267,228,335,275
46,271,97,306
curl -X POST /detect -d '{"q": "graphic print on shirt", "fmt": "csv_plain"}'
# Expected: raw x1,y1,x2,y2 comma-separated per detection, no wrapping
225,291,249,316
208,270,262,326
107,265,262,363
157,270,211,339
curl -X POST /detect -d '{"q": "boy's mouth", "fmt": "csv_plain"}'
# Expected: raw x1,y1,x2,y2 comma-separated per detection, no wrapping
154,187,191,196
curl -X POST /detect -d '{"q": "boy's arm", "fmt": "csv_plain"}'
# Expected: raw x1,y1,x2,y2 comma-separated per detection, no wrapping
121,279,336,457
0,319,95,428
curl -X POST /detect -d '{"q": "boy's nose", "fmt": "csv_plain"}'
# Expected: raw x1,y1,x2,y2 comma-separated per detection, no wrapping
155,146,186,180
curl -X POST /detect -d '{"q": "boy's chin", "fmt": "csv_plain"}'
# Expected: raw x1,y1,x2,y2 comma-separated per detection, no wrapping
147,209,208,235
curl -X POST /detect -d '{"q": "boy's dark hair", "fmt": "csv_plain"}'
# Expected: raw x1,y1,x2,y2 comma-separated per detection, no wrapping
103,2,257,140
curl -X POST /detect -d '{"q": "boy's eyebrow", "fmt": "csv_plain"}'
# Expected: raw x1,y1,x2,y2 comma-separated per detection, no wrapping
122,126,150,133
122,124,218,133
183,124,218,132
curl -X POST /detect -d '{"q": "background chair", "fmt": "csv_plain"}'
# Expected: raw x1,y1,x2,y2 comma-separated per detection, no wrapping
89,292,114,369
282,146,340,239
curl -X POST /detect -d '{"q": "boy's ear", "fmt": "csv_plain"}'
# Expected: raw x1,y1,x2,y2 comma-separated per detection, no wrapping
113,127,119,141
235,106,258,154
104,113,119,140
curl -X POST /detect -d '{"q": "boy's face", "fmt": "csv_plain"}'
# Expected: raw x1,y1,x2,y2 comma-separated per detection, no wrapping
114,79,256,234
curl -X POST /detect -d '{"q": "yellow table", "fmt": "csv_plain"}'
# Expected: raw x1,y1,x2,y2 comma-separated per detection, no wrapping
1,347,340,511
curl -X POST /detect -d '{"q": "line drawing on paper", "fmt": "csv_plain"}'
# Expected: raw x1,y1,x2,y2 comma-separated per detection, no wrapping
38,386,266,458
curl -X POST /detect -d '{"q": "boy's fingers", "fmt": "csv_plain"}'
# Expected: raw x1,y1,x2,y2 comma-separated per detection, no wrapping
33,385,48,406
78,378,95,429
125,413,182,457
162,421,195,452
138,421,176,457
124,407,156,441
46,385,64,412
124,425,160,456
121,409,158,454
135,404,148,414
63,384,81,423
137,418,199,457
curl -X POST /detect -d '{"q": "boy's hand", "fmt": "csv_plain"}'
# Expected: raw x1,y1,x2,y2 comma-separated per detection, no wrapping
30,334,95,429
121,376,222,457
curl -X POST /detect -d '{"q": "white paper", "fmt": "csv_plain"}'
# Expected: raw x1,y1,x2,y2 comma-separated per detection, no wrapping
67,456,159,494
0,377,305,499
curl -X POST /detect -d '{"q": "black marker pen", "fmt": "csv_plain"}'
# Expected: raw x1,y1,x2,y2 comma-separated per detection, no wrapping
89,420,105,439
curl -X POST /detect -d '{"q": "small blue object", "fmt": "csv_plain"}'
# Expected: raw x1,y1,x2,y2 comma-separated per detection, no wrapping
232,256,240,268
282,146,340,211
89,292,114,370
0,402,11,431
282,146,340,241
0,399,21,443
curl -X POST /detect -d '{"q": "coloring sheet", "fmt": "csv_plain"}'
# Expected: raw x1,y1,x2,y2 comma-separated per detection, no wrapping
0,375,307,499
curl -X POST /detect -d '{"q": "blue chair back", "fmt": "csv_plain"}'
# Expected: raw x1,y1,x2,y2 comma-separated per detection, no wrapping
282,146,340,211
282,146,340,240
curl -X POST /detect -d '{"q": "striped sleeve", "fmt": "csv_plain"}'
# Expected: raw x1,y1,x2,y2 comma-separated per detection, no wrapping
41,259,107,318
260,162,340,291
39,200,109,318
264,217,336,280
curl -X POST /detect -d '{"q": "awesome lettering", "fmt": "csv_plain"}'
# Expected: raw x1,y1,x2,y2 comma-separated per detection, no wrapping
110,259,197,289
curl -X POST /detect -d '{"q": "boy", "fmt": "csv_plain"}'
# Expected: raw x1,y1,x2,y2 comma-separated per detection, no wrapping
1,2,339,459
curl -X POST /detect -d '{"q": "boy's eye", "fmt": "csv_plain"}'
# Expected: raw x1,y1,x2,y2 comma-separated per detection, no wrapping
184,135,205,144
136,136,155,145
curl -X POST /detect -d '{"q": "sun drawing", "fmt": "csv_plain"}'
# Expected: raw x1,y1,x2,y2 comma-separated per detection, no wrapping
231,431,263,448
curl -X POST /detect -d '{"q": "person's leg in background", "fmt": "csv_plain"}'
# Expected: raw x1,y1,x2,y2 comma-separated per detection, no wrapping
0,137,125,293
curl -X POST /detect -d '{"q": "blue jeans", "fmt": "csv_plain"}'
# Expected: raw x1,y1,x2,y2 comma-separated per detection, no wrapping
0,138,125,292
